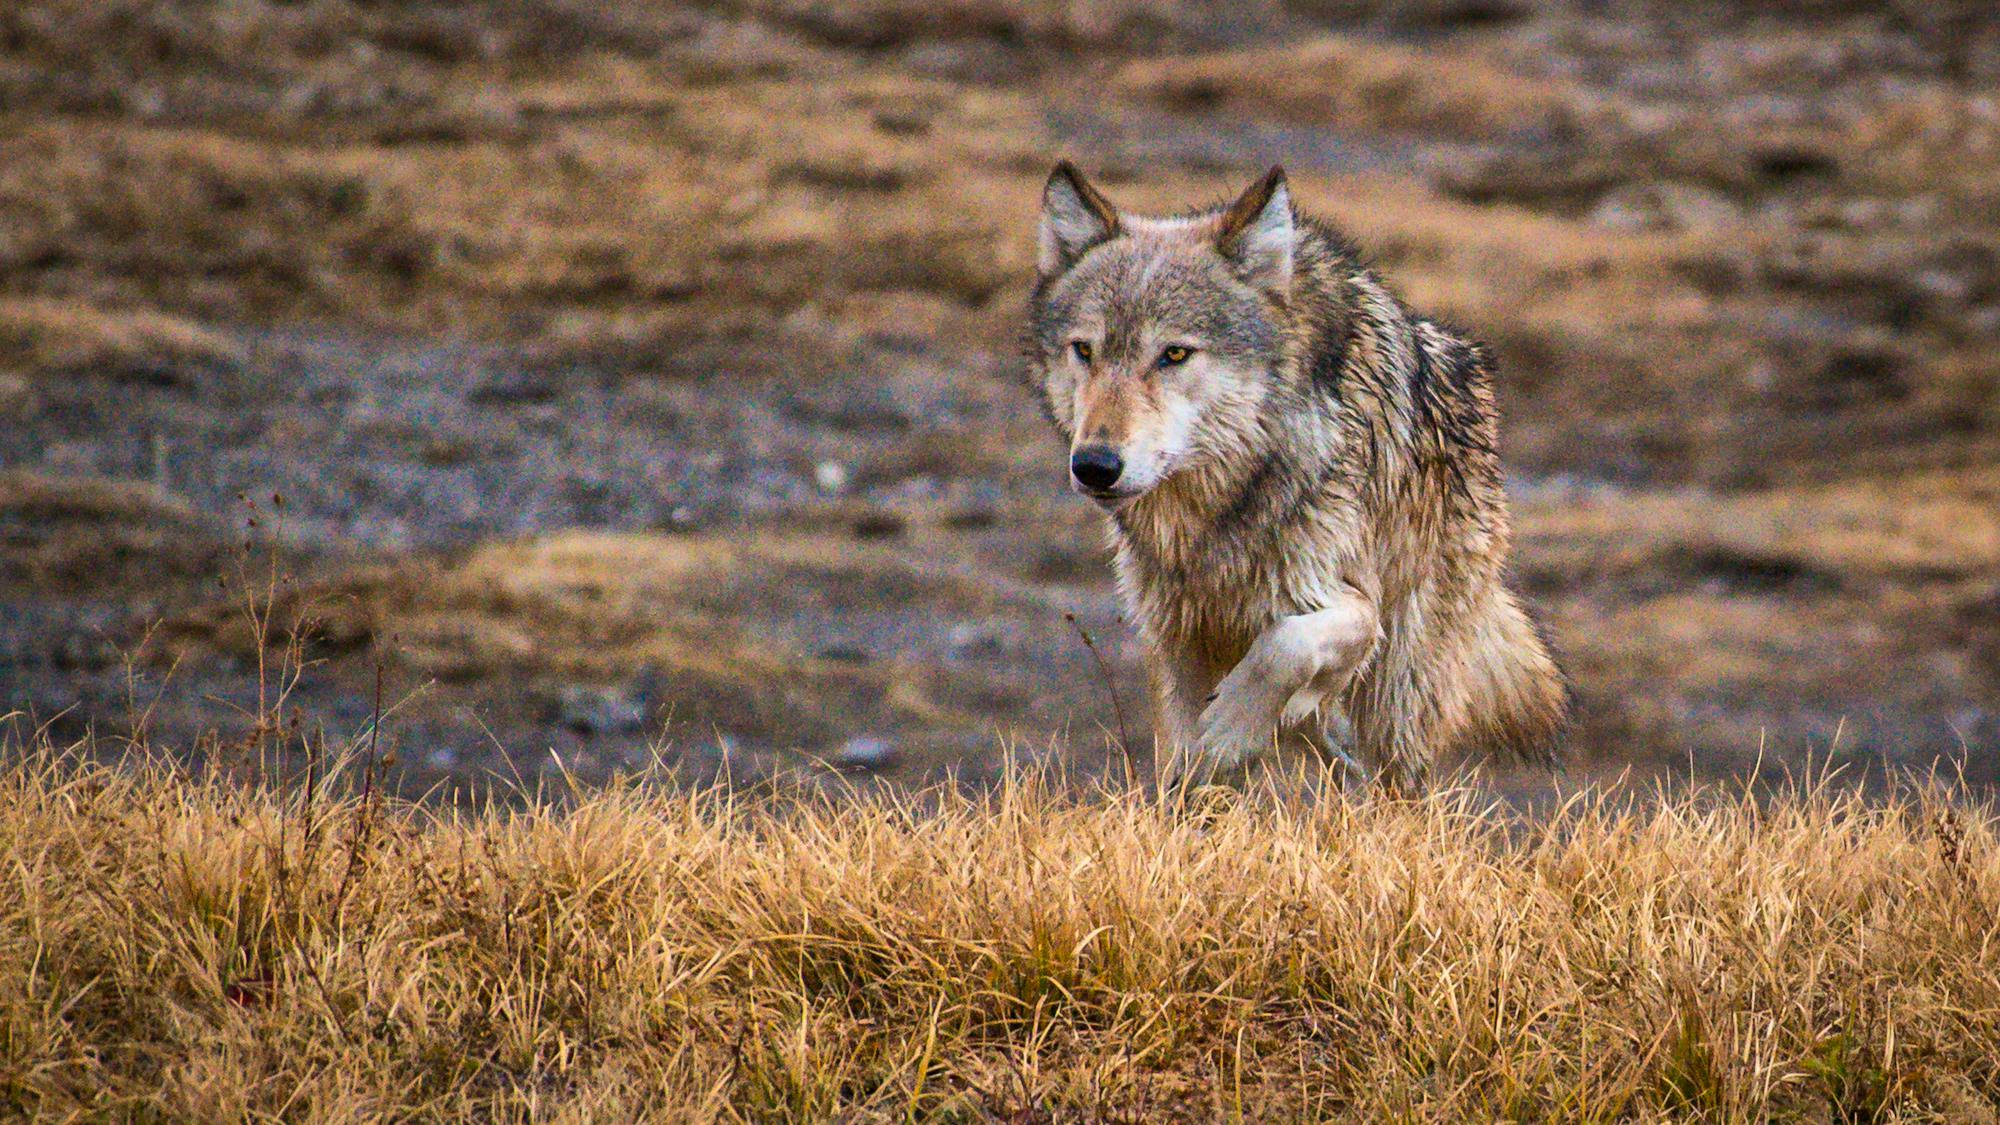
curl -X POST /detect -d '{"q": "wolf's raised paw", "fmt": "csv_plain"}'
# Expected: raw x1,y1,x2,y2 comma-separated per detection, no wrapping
1195,682,1282,770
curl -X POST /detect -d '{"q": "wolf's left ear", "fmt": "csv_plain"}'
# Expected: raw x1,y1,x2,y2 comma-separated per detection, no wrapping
1039,162,1120,276
1216,166,1294,294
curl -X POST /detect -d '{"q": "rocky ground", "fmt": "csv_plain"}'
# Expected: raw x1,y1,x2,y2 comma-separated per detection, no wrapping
0,0,1996,799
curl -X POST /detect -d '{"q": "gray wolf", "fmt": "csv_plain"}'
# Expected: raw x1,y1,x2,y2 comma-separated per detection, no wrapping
1026,163,1567,789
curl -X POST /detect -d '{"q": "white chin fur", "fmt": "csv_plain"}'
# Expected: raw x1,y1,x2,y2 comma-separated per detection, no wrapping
1094,493,1140,513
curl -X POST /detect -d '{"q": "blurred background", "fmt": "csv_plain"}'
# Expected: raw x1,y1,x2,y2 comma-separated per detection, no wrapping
0,0,1996,798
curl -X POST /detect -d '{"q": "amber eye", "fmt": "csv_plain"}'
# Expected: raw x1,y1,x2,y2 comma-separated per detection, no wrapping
1070,340,1093,363
1157,345,1194,368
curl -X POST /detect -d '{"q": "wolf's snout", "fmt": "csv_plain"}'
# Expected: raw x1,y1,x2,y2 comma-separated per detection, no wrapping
1070,445,1124,492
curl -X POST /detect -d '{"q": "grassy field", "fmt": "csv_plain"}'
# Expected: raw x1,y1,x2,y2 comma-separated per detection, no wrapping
2,4,1998,1115
5,737,1998,1122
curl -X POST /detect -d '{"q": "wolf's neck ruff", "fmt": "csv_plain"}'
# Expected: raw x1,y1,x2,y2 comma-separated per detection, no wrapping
1112,402,1332,572
1026,164,1568,785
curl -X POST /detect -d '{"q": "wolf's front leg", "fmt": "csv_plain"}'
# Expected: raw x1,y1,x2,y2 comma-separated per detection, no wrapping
1149,651,1213,788
1191,593,1379,779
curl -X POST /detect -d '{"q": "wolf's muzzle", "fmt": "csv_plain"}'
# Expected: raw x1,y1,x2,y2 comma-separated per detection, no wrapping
1069,444,1124,493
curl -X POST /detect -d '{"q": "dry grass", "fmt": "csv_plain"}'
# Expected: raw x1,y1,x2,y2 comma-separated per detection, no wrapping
1114,34,1585,140
4,738,1999,1121
0,297,243,384
708,0,1269,50
0,472,231,593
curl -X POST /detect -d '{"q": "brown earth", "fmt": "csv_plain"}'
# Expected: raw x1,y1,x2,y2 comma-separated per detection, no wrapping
1,0,1997,798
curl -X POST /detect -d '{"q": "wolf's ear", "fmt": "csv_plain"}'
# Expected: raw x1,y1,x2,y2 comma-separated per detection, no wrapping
1216,166,1294,294
1039,162,1120,276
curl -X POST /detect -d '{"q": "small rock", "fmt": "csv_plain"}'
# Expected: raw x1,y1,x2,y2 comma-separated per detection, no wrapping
946,623,1003,659
833,736,896,771
814,460,850,495
555,683,647,736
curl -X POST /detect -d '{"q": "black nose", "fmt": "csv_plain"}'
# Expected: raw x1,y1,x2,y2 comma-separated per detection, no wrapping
1070,445,1124,491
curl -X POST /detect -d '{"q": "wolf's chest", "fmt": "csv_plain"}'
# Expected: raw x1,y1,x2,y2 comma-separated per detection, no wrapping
1114,538,1283,659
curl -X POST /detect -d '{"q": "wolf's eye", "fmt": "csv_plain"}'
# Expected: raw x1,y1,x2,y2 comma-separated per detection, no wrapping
1157,345,1194,368
1070,340,1093,363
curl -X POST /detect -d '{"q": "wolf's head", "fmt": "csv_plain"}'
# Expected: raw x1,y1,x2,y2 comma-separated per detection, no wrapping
1027,163,1296,510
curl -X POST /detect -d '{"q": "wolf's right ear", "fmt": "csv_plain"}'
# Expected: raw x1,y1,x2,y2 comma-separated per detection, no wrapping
1216,166,1294,295
1038,162,1120,276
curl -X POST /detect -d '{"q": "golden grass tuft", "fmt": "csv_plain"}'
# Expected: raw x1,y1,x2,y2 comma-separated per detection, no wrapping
3,739,1998,1121
0,297,243,382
